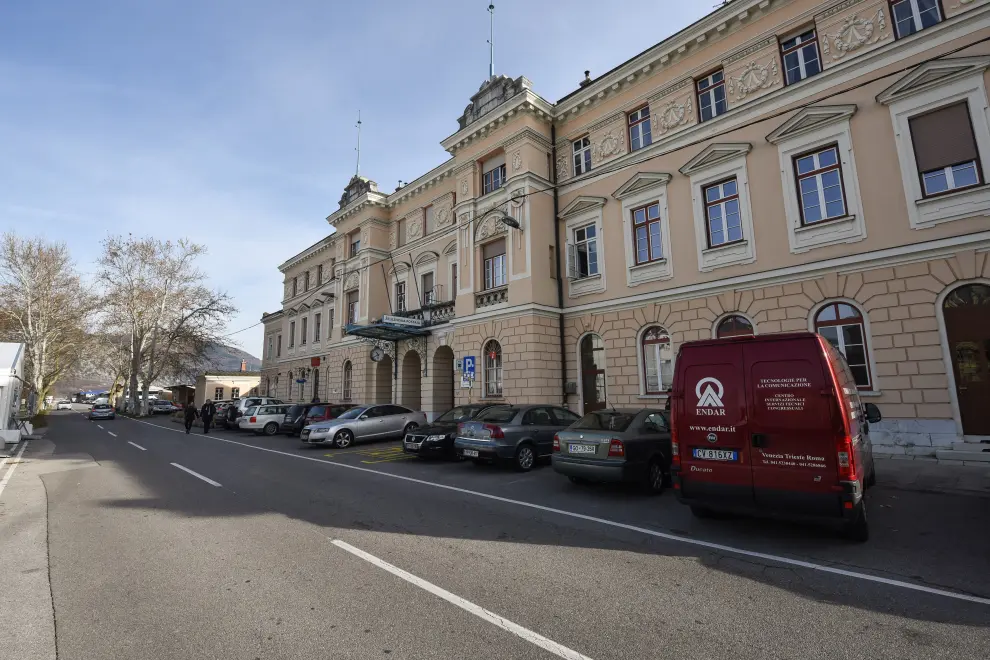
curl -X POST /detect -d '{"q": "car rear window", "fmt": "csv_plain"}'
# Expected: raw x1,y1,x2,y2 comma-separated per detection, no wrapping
308,406,326,417
286,405,306,417
93,404,111,410
329,405,352,417
573,412,636,432
475,407,518,423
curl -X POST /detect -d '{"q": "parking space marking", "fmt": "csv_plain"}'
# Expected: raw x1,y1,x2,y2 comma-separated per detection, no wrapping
130,418,990,606
331,539,594,660
97,425,104,430
128,442,147,451
108,431,117,437
170,463,222,487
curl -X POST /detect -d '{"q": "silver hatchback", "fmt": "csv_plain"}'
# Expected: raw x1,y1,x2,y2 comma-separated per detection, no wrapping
301,404,427,448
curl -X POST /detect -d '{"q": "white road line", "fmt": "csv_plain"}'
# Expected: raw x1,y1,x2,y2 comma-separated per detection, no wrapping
0,441,29,502
332,539,593,660
170,463,222,487
108,432,117,438
96,424,104,430
130,418,990,606
128,441,146,451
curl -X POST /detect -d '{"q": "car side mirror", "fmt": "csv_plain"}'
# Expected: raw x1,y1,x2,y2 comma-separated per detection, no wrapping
864,403,882,424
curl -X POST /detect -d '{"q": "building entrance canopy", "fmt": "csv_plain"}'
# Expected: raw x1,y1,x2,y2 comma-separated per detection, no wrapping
344,321,431,342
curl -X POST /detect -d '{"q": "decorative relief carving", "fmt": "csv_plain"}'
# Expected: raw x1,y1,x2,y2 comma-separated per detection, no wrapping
556,154,570,182
653,98,693,135
727,58,780,100
824,9,888,60
389,230,396,250
344,271,359,291
460,178,469,196
458,212,471,226
407,216,423,240
723,37,778,65
593,129,625,163
475,212,508,242
436,205,452,229
360,228,369,246
511,151,522,172
404,336,428,376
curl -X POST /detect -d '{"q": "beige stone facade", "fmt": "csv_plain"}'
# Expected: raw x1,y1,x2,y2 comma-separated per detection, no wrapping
261,0,990,456
194,372,261,408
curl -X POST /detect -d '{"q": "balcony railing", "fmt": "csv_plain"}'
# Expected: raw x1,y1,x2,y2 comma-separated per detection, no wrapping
475,286,508,309
395,287,455,328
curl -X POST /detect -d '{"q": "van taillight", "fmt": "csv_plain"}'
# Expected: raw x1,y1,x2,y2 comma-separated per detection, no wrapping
819,335,858,482
552,434,560,452
607,439,625,457
670,407,681,467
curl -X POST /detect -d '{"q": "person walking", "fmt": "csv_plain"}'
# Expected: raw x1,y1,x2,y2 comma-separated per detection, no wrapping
183,403,198,434
201,399,217,435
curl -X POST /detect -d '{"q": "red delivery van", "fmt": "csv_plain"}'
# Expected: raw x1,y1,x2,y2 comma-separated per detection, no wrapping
670,332,882,541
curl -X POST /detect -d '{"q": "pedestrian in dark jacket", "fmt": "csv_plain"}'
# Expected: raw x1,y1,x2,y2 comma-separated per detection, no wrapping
201,400,217,434
183,404,198,434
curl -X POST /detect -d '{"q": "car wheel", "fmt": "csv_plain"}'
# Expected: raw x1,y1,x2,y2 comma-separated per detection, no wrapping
334,429,354,449
842,499,870,543
263,422,278,436
514,444,535,472
644,458,668,495
568,476,590,486
403,422,419,436
866,467,877,489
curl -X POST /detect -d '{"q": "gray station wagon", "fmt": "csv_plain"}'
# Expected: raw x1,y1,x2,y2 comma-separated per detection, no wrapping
301,404,427,448
454,404,581,471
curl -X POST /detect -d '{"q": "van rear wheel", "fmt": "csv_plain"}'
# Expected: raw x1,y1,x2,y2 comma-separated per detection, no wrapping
842,501,870,542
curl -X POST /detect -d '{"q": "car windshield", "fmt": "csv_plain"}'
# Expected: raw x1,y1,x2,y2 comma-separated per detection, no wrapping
336,407,366,420
475,406,517,423
434,406,486,423
572,411,636,432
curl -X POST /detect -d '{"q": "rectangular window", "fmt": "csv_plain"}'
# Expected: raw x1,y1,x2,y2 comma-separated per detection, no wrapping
214,387,223,401
451,263,458,294
304,271,310,292
289,321,296,348
632,202,663,265
697,71,727,123
780,30,821,85
395,281,406,312
703,179,743,247
628,106,652,152
422,272,435,306
483,239,506,289
573,136,592,174
314,313,322,341
397,219,407,246
231,387,240,399
350,233,360,257
267,337,273,358
292,277,298,297
277,335,282,357
347,291,359,324
795,145,847,224
300,317,308,345
570,225,599,278
890,0,942,39
483,164,506,194
329,258,336,278
317,265,323,285
328,309,334,333
909,101,983,197
425,205,435,234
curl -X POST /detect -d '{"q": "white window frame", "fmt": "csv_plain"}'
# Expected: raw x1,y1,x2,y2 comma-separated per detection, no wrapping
890,0,942,40
483,164,506,195
702,179,744,248
922,160,981,196
347,292,359,325
682,145,756,272
780,29,820,86
288,321,296,348
696,71,726,123
627,106,652,152
342,362,353,401
484,253,506,289
231,387,240,399
573,136,592,175
267,337,273,359
637,326,674,397
808,299,879,393
276,334,282,357
300,316,308,345
570,224,599,278
560,196,607,298
768,106,866,253
879,59,990,230
395,281,406,312
794,146,847,224
483,340,503,398
612,173,673,287
214,387,223,401
314,312,322,342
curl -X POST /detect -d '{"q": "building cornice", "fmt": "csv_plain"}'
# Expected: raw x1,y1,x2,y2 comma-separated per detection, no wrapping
278,234,337,273
386,159,458,208
326,192,389,228
441,89,555,155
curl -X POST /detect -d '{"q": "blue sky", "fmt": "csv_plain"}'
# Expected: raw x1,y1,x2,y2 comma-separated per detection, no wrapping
0,0,711,356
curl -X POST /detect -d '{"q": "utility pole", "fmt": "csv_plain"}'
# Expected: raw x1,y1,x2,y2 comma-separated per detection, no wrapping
355,110,362,176
488,3,495,80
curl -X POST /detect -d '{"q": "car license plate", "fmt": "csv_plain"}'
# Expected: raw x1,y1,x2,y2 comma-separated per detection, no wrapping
462,449,479,458
568,444,596,454
692,448,738,462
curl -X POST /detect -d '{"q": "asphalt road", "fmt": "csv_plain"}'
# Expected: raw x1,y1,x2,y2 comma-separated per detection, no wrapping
35,407,990,659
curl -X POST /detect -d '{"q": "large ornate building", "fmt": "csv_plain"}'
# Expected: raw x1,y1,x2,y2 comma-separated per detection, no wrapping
262,0,990,458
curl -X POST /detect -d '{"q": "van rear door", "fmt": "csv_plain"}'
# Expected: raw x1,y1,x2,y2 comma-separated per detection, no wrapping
678,342,753,505
744,336,838,515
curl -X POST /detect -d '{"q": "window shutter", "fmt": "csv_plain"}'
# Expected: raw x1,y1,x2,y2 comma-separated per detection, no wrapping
482,238,506,260
566,243,577,279
909,102,980,173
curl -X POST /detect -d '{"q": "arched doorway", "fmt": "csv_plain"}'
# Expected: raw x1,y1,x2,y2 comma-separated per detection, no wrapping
943,283,990,435
401,351,422,411
375,355,393,404
580,333,607,414
432,346,455,416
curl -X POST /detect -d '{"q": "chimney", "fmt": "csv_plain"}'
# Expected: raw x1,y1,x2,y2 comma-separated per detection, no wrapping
579,70,592,87
240,359,247,372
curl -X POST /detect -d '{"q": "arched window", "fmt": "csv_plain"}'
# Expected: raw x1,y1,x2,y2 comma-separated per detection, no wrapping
484,340,503,397
274,375,279,398
814,302,872,389
312,367,321,402
342,361,353,401
716,314,754,338
580,334,607,412
642,326,673,394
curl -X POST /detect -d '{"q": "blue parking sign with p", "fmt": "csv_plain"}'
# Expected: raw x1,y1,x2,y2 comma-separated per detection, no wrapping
463,356,476,378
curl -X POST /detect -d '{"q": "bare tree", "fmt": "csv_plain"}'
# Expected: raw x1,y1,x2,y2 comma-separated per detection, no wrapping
0,233,99,407
98,236,235,415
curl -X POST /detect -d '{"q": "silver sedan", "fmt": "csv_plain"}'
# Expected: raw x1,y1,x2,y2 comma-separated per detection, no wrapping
300,404,427,448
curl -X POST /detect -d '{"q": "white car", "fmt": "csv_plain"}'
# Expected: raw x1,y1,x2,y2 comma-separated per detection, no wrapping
56,400,73,411
238,404,290,435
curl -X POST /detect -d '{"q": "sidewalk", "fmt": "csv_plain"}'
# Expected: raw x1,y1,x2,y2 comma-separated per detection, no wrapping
875,456,990,498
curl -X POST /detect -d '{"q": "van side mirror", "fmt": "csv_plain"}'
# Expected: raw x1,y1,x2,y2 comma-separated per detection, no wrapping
864,403,882,424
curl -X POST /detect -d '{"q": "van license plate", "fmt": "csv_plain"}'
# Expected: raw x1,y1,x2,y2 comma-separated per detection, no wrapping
568,444,596,454
693,448,738,462
462,449,479,458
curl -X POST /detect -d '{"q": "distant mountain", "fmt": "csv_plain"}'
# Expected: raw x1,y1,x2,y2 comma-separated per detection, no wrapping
204,343,262,372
